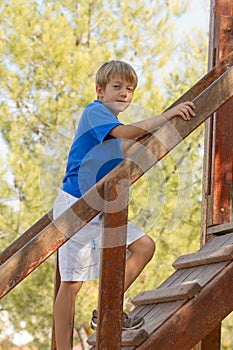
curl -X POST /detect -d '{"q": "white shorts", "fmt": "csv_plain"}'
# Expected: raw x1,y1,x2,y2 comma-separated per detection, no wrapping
53,189,145,281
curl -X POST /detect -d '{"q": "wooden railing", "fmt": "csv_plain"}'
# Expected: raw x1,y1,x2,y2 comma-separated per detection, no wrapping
0,51,233,349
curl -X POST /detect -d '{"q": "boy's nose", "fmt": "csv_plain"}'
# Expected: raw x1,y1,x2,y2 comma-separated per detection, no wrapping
120,89,127,97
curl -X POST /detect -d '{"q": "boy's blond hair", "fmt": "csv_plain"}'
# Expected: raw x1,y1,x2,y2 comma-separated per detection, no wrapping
96,60,138,90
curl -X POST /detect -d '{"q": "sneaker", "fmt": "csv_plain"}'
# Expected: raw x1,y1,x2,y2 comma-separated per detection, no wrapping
90,309,98,330
122,312,144,330
90,309,144,331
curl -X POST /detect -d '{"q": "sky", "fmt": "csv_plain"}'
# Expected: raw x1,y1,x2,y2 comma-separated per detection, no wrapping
179,1,210,33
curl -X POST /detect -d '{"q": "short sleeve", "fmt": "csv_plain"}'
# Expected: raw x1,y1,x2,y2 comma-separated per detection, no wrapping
86,102,123,142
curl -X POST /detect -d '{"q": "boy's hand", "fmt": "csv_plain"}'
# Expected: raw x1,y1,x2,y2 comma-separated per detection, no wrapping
164,101,196,121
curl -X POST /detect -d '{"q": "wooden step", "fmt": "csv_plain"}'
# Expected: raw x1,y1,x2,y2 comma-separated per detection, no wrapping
132,281,201,305
207,222,233,235
173,244,233,269
87,328,148,347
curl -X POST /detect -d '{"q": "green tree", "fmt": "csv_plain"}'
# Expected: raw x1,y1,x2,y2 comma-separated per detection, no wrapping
1,1,229,349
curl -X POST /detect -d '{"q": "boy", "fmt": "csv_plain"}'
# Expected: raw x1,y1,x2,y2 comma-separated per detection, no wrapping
53,60,195,350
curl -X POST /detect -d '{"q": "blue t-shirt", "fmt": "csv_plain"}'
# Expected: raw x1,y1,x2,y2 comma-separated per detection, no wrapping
62,100,124,198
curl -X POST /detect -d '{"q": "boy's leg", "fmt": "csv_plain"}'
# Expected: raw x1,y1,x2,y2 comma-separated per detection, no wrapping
124,235,155,291
54,281,83,350
90,235,155,331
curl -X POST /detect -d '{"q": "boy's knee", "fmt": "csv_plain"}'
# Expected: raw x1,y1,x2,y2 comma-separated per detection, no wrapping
130,235,156,261
60,281,83,297
145,235,156,260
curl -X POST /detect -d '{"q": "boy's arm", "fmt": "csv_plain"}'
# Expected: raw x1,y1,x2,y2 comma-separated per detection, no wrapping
121,135,150,157
110,101,195,140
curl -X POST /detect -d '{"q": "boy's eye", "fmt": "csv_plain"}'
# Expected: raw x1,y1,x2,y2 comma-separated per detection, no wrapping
112,83,134,92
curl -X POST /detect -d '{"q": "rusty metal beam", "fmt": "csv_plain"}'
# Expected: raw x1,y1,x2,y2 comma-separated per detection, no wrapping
96,172,129,349
202,2,233,239
211,14,233,225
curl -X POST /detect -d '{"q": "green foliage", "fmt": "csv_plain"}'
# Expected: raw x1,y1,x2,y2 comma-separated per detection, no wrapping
1,0,231,349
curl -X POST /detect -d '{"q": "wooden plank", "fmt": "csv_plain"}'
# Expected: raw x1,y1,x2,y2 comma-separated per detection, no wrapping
123,330,148,348
173,244,233,269
200,232,233,251
158,260,229,289
123,261,230,345
99,299,185,347
127,300,186,344
0,194,100,299
129,304,155,323
132,282,201,305
87,329,148,347
96,174,129,350
205,232,233,251
194,261,230,287
160,261,228,289
1,59,233,299
219,232,233,245
155,267,191,289
207,221,233,235
165,266,207,288
136,262,233,350
0,210,52,266
141,235,233,291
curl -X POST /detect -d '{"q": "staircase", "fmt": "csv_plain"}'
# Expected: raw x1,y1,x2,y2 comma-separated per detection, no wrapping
87,225,233,349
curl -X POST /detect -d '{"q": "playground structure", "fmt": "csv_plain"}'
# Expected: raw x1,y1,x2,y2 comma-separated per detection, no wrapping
0,0,232,349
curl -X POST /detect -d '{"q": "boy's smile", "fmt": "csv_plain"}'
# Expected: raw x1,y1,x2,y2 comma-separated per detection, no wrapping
96,77,135,116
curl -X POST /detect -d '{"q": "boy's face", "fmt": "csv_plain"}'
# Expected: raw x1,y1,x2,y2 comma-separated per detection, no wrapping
96,76,135,116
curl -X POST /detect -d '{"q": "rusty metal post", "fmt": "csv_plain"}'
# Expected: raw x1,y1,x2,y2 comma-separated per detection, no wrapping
201,0,233,241
96,170,130,350
199,0,233,349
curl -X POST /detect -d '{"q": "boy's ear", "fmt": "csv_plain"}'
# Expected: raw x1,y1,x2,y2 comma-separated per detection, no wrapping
96,84,104,98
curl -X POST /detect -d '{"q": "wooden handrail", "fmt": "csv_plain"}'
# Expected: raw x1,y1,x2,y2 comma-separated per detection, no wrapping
207,222,233,235
0,55,233,299
0,211,53,266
